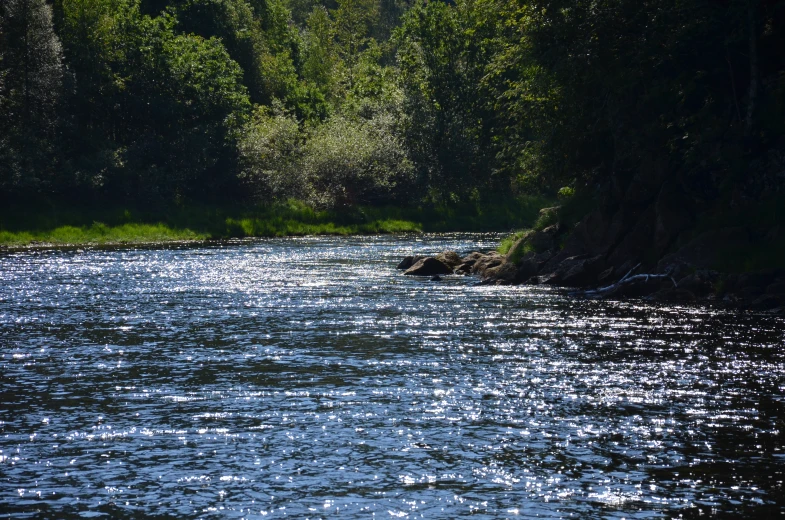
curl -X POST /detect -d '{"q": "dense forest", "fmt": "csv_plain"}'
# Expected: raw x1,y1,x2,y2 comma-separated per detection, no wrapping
1,0,784,219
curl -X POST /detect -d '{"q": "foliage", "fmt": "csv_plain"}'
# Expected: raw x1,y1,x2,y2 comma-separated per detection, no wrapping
299,109,414,208
557,186,574,200
238,103,304,200
3,0,785,242
300,6,341,103
56,0,251,200
0,0,64,191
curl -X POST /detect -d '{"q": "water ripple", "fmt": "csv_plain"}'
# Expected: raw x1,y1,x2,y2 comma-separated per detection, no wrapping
1,235,783,518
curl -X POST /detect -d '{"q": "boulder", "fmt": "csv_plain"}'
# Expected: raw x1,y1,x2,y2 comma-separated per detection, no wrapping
455,251,486,274
734,269,782,291
454,261,474,275
570,210,618,257
471,252,504,277
766,281,785,295
514,250,553,279
461,251,486,263
528,230,556,253
516,257,540,282
435,251,463,269
540,208,626,274
557,254,606,287
482,261,518,285
403,257,453,276
750,294,784,311
736,285,765,300
397,255,425,270
676,272,715,297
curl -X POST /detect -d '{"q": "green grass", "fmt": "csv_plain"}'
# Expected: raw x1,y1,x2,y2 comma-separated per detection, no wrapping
496,189,596,258
0,222,207,247
0,195,552,249
498,229,532,256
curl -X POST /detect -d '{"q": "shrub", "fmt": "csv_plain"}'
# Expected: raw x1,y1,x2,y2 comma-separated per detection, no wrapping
237,104,304,200
298,110,414,208
557,186,575,199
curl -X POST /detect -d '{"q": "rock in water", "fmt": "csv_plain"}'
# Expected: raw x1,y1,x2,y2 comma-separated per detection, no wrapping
404,257,453,276
435,251,462,269
397,255,425,270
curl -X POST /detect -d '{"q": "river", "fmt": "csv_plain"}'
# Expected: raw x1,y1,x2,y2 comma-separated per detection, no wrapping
1,234,783,518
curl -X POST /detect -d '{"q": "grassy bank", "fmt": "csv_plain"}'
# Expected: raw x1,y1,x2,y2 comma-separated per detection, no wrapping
0,196,553,248
497,191,597,256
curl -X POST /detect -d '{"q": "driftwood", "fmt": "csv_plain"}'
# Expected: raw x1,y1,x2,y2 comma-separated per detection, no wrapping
570,263,678,298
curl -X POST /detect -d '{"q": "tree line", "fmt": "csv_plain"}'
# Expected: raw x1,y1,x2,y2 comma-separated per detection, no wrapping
1,0,783,210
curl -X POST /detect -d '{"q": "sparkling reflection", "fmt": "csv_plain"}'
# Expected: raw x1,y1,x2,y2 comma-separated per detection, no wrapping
0,234,783,518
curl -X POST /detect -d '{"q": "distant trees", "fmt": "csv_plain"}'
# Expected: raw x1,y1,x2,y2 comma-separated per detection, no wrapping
0,0,64,191
393,0,785,202
55,0,251,200
1,0,783,211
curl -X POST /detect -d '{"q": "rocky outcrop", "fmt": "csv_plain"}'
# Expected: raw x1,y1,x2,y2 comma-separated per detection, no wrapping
395,244,785,312
657,228,751,272
395,175,784,312
397,255,426,270
403,257,453,276
435,251,463,269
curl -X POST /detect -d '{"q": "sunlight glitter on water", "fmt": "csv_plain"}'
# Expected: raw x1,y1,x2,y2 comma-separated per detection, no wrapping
1,235,784,518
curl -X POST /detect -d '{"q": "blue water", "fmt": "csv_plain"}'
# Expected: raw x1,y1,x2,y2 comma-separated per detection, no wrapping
1,234,784,518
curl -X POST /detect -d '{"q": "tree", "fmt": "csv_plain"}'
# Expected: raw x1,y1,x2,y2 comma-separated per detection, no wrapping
301,6,340,101
334,0,379,88
0,0,64,192
299,111,414,208
395,0,497,197
238,103,304,200
57,0,252,200
174,0,299,105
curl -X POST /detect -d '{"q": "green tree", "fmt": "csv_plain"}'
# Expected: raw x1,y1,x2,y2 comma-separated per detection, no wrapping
237,103,304,200
395,0,496,197
301,6,340,101
509,0,785,194
0,0,64,192
58,0,251,200
333,0,378,89
174,0,300,105
120,20,252,198
299,110,413,208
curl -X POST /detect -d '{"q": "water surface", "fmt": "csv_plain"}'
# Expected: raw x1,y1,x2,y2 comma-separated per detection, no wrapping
1,235,783,518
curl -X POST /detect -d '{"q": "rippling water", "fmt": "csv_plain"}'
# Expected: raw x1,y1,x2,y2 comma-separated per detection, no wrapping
1,234,784,519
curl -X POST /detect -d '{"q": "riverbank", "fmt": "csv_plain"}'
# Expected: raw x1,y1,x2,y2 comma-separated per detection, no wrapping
481,190,785,313
0,196,551,249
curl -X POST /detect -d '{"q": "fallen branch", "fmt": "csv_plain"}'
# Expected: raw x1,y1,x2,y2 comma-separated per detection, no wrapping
570,263,677,298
